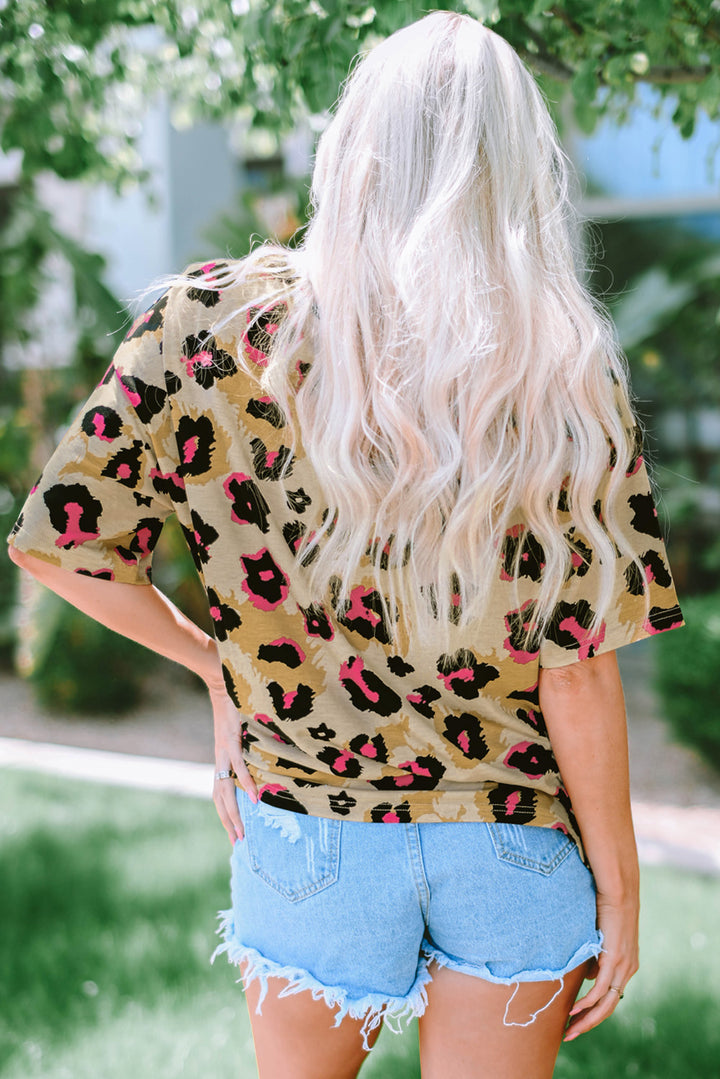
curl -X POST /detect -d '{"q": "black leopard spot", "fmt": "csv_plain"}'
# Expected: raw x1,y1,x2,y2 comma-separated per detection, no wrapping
181,331,237,387
503,601,542,663
298,603,334,640
488,784,538,823
81,406,123,443
224,472,270,533
508,681,540,708
282,520,319,566
339,656,402,716
164,370,182,395
243,304,286,367
333,584,394,644
436,650,499,699
207,587,242,642
181,509,219,569
176,415,216,477
565,528,593,578
43,483,101,549
371,755,446,791
645,604,684,632
500,526,545,582
150,467,187,503
114,516,163,566
328,791,357,815
222,664,242,709
133,492,153,508
308,722,336,741
628,492,661,538
543,599,605,658
115,371,167,424
259,787,309,813
257,637,306,668
246,396,287,428
253,713,292,744
554,784,579,837
406,685,442,719
100,440,143,488
76,568,114,580
315,746,362,778
267,681,315,720
387,655,415,676
125,293,167,339
625,549,672,596
514,707,548,738
348,732,389,764
186,261,229,308
370,800,412,822
286,488,312,514
250,437,294,481
241,548,288,610
274,758,317,775
442,714,489,761
504,741,558,780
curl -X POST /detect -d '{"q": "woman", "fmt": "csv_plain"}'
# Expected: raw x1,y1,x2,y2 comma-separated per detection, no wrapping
8,12,684,1079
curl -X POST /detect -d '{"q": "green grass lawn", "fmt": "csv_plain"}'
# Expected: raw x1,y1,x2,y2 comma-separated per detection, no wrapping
0,770,718,1079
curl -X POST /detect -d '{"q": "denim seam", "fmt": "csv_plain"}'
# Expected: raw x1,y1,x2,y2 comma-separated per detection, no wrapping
488,829,575,875
404,824,431,924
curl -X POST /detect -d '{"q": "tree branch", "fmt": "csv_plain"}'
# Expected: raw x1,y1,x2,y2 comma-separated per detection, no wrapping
523,56,712,86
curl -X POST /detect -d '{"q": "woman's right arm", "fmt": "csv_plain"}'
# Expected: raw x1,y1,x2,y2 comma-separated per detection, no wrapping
538,650,640,1042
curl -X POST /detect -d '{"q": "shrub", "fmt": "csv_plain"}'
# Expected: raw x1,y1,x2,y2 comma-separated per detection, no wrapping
654,593,720,770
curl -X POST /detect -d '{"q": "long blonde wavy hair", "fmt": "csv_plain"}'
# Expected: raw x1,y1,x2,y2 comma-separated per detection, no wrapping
152,11,643,642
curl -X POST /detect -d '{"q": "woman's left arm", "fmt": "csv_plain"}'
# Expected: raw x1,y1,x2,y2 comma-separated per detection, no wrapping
7,547,258,841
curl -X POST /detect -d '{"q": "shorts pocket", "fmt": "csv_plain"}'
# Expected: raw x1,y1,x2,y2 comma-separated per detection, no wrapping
487,822,576,876
242,796,341,902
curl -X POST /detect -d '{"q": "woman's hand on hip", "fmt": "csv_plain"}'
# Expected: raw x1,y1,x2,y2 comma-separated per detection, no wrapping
208,681,259,845
563,889,640,1042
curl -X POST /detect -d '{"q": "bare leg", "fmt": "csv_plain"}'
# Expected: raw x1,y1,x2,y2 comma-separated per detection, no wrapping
418,959,592,1079
241,960,384,1079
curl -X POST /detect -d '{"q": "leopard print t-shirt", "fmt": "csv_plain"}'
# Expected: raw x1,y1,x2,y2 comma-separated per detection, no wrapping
8,258,685,851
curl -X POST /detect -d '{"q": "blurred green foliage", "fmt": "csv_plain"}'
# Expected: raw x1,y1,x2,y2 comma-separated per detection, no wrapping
2,0,719,712
0,1,718,194
26,589,155,714
597,214,720,594
654,592,720,768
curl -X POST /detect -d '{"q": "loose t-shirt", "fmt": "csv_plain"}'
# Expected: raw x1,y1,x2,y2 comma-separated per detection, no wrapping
8,258,684,852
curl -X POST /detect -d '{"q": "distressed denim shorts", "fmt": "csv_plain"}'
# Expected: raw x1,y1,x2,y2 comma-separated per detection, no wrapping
212,787,603,1051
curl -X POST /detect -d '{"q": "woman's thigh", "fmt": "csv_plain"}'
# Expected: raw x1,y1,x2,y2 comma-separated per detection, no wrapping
418,958,592,1079
241,960,383,1079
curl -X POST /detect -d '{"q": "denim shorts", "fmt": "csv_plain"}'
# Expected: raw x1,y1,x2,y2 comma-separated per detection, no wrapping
212,787,603,1051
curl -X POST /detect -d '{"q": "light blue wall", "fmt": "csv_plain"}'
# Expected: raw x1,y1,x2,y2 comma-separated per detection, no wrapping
569,84,720,200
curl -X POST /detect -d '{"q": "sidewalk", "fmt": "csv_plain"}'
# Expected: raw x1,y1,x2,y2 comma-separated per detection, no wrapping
2,734,719,877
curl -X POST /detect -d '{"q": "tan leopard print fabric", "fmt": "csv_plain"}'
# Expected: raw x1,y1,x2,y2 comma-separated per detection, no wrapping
9,258,684,852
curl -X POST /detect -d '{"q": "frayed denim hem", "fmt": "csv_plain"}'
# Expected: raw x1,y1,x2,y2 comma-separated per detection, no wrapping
211,909,434,1051
420,931,604,1028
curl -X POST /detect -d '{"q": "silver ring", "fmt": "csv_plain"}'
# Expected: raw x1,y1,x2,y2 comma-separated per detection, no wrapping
214,769,237,781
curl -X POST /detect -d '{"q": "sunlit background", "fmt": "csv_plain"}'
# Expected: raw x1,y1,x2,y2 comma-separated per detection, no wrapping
0,4,719,1078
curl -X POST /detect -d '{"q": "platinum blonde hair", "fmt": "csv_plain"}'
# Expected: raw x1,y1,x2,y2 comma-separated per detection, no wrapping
151,11,643,643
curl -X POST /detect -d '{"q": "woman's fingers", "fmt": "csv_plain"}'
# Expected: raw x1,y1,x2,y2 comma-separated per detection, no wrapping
564,988,622,1041
209,687,260,840
213,776,242,845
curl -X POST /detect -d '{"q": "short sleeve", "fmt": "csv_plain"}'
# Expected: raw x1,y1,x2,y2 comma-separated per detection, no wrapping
539,424,685,669
8,293,179,584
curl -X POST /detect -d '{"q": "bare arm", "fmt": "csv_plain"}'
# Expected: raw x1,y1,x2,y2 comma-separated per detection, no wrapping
8,546,257,841
539,650,639,1041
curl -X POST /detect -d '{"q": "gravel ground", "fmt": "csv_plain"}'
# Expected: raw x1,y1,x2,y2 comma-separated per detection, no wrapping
1,636,719,810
